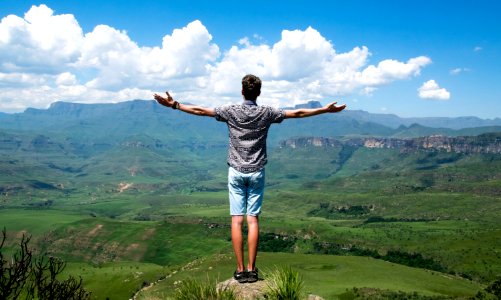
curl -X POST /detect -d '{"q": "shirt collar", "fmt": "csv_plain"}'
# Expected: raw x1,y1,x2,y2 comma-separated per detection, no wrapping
243,100,257,106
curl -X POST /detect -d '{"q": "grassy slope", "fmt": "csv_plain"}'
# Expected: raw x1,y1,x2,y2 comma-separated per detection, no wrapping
137,252,482,299
1,135,499,298
63,262,168,300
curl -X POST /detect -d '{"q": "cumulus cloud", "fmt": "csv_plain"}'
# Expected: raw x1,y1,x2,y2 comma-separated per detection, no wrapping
0,5,83,73
208,30,430,107
418,80,450,100
0,4,432,112
56,72,78,86
77,20,219,91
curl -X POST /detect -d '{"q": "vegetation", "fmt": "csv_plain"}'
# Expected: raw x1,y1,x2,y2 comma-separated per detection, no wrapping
485,277,501,299
339,287,452,299
0,101,500,298
311,243,447,273
264,266,304,300
172,277,236,300
0,228,90,299
138,252,482,299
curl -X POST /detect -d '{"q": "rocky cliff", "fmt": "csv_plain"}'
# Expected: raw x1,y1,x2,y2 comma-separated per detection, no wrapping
279,133,501,154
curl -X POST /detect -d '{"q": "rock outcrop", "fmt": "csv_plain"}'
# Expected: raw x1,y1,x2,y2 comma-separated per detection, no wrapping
216,278,325,300
217,278,268,300
279,133,501,154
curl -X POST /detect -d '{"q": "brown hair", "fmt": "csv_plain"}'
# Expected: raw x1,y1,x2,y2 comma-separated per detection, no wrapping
242,74,261,100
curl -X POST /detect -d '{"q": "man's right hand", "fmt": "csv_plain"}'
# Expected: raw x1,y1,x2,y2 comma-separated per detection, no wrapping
324,101,347,113
154,91,175,108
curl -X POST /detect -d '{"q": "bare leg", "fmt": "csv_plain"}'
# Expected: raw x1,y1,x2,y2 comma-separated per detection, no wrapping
231,215,245,272
246,215,259,271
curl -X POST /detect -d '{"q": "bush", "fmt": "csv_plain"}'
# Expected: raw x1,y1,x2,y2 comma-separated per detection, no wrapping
173,277,236,300
264,266,304,300
258,233,297,253
344,287,450,299
485,277,501,298
0,228,91,299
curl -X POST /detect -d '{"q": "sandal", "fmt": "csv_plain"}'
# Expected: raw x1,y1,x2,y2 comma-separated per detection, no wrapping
247,268,258,283
233,270,248,283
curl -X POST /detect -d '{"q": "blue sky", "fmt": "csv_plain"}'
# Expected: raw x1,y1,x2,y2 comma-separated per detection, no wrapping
1,0,500,118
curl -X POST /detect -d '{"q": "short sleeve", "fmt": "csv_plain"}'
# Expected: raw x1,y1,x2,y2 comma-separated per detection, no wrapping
214,106,229,122
270,107,285,124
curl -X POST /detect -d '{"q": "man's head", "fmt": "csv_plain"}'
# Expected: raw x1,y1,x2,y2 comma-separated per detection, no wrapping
242,74,261,101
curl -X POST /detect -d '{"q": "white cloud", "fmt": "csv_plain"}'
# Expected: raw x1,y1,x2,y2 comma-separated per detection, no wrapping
450,67,470,75
0,5,83,73
0,4,433,112
361,87,377,96
77,20,219,90
418,80,450,100
56,72,78,86
238,37,251,47
358,56,431,85
207,30,430,107
270,27,335,79
474,46,482,52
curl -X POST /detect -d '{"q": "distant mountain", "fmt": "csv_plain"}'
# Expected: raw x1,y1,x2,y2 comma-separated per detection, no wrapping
0,100,386,144
282,101,501,129
283,100,323,110
0,100,228,144
342,109,501,129
390,123,501,138
0,100,500,146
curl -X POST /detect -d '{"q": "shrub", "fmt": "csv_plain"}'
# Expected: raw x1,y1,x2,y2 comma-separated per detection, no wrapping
173,277,236,300
0,228,91,299
485,277,501,298
264,266,304,300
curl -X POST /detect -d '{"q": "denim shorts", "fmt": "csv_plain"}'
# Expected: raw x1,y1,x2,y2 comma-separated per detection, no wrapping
228,167,265,216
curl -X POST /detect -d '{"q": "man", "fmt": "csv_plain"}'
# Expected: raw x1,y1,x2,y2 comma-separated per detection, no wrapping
153,74,346,283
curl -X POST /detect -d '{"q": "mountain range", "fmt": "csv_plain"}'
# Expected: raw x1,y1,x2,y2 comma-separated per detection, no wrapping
0,100,500,146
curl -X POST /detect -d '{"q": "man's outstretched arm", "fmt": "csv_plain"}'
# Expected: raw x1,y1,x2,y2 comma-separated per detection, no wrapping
154,92,216,117
284,101,346,119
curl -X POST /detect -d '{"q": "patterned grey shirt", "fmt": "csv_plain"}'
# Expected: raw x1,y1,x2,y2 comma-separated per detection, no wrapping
214,101,285,173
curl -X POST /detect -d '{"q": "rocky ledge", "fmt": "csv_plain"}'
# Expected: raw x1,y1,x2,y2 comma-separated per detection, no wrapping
279,132,501,154
216,278,324,300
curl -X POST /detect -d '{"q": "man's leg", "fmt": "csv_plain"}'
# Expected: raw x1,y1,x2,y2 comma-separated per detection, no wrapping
228,167,247,274
231,215,245,272
246,168,264,274
246,215,259,271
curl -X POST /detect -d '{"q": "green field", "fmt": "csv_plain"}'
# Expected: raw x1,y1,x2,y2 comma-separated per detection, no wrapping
136,252,483,299
1,129,500,298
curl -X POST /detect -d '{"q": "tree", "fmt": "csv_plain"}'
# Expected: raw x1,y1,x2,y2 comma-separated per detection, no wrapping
0,228,91,299
485,277,501,299
0,228,32,299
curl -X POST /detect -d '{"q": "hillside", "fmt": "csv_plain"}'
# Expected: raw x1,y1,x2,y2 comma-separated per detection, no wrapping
1,100,500,144
1,100,500,299
343,108,501,129
279,133,501,154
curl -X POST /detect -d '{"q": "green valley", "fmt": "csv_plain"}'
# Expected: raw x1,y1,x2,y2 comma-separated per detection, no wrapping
1,100,500,299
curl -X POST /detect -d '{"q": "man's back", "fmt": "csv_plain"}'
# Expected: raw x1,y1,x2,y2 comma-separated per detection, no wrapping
214,103,284,173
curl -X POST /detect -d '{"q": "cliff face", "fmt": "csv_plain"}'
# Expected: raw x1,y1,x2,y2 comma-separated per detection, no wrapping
279,137,343,149
279,133,501,154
